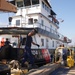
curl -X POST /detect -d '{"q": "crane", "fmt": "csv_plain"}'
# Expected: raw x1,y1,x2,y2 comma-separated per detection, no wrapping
0,0,17,13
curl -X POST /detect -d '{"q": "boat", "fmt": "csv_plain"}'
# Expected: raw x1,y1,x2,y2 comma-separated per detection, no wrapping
0,0,72,74
0,0,71,52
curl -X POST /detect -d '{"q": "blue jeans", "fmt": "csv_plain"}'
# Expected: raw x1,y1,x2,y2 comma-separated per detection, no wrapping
22,46,34,66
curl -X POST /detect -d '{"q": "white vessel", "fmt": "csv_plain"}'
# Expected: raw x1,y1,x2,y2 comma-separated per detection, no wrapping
0,0,71,52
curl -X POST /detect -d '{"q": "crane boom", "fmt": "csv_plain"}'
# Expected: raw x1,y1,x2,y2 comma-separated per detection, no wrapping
0,0,17,13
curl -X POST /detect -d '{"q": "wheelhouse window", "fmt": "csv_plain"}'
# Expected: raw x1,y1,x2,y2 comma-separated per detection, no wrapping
16,20,20,26
42,1,50,13
24,0,39,7
32,0,39,5
24,0,31,6
42,2,44,8
16,0,23,7
28,18,33,24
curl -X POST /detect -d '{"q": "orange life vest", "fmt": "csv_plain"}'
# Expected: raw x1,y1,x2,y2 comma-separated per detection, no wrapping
0,38,5,47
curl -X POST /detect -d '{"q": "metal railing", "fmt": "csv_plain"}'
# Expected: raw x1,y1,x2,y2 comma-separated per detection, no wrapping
0,22,71,43
22,22,71,43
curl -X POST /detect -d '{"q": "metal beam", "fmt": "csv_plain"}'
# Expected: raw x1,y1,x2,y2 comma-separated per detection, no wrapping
0,0,17,13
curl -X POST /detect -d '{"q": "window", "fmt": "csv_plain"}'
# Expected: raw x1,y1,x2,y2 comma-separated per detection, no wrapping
52,41,54,47
47,6,49,12
41,20,44,26
34,19,38,23
48,8,50,12
32,0,39,5
24,0,31,6
46,39,48,42
24,0,39,7
16,20,20,26
45,4,47,10
42,1,50,13
9,17,12,25
46,39,48,48
42,2,44,8
17,1,23,7
28,18,33,24
50,25,52,32
55,28,57,34
41,39,44,46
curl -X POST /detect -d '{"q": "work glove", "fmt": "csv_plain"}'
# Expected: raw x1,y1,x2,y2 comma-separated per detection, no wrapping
36,44,40,47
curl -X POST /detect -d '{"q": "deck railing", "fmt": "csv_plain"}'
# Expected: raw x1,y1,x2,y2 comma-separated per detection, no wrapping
0,22,71,43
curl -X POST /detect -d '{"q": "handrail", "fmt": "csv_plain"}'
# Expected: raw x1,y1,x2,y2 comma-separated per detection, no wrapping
0,22,71,43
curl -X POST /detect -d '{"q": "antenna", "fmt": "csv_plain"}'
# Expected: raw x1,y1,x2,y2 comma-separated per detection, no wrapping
58,18,64,23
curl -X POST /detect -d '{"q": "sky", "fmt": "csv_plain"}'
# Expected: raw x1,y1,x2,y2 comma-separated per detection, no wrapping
0,0,75,45
50,0,75,45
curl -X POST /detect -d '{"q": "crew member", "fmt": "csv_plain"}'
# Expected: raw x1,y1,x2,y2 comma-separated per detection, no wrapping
5,38,10,45
22,29,40,68
0,38,5,48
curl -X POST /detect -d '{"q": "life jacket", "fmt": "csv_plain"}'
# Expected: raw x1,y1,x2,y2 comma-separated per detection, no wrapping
0,38,5,47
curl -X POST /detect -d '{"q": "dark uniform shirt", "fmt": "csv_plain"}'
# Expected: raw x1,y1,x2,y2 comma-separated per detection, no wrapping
5,41,10,45
25,35,32,48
